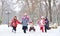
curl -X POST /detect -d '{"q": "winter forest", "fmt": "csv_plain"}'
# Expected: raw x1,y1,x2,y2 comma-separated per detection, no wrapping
0,0,60,25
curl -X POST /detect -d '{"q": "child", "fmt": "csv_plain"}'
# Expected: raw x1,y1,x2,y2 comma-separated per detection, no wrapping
22,13,29,33
11,16,21,33
45,17,51,32
29,21,35,32
38,16,45,32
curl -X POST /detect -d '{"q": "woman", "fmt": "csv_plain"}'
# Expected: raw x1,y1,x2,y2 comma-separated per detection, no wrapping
11,16,21,33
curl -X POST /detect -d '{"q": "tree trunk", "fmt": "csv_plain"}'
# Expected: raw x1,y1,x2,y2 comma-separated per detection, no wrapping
48,0,52,22
45,0,48,17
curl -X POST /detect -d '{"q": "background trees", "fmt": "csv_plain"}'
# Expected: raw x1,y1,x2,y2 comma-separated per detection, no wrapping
0,0,60,25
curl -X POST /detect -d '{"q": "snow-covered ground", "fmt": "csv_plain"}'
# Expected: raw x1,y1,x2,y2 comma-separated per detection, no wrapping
0,24,60,36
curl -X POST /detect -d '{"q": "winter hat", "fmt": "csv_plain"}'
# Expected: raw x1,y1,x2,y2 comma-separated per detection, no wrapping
41,16,45,19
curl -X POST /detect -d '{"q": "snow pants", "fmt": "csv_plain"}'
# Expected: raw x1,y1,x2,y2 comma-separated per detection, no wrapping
12,26,16,32
29,27,35,32
40,26,44,32
22,26,28,33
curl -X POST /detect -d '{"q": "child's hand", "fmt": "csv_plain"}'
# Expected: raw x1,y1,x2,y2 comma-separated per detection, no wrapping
20,22,22,24
9,24,12,27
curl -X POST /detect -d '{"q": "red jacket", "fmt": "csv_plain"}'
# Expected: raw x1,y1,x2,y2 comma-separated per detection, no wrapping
11,19,20,27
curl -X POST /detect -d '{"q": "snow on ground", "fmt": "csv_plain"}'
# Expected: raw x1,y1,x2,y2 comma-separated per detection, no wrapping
0,24,60,36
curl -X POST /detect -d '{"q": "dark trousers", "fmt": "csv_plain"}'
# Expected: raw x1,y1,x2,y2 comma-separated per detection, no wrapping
12,26,16,31
22,26,27,33
45,25,47,32
29,27,35,31
45,25,51,32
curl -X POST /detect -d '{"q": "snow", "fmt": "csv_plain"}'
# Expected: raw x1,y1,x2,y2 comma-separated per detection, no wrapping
0,24,60,36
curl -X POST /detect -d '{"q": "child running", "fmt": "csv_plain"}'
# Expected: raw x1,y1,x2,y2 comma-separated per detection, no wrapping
11,16,21,33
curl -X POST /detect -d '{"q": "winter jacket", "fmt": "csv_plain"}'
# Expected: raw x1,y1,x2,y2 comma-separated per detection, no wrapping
38,19,45,27
22,16,29,26
11,19,20,27
45,18,49,27
45,18,50,29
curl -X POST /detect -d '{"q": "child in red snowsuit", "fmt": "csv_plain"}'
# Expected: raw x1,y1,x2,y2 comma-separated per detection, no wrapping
38,16,45,32
11,16,21,33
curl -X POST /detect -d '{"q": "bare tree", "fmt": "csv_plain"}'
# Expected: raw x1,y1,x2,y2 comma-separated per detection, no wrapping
48,0,52,22
45,0,48,17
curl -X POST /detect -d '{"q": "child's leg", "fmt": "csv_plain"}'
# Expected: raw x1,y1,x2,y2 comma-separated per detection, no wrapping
22,26,25,33
14,27,16,31
40,27,42,30
13,27,16,31
29,27,33,32
12,26,16,33
33,27,35,31
23,26,27,33
41,27,44,32
45,25,47,32
24,29,26,33
32,27,35,31
29,27,35,32
29,27,31,31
